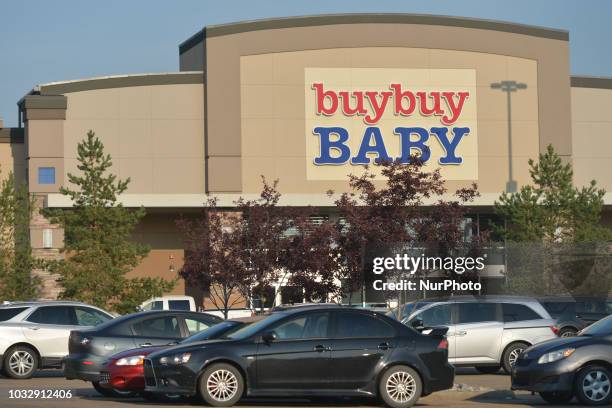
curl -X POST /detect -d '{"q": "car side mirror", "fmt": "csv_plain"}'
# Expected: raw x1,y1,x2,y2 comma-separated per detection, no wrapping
262,331,278,343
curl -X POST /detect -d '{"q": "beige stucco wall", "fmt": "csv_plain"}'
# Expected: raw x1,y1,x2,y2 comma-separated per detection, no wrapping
240,48,540,194
571,86,612,191
0,142,26,183
205,21,572,194
62,83,205,194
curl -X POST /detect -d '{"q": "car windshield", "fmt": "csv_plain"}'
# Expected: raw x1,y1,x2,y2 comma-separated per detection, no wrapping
224,313,288,340
580,315,612,336
180,321,243,344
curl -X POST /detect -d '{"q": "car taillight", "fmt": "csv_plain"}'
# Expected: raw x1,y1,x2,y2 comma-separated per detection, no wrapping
550,326,559,336
437,338,449,350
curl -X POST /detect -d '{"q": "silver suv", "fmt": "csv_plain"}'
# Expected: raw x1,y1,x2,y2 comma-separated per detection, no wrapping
0,301,114,379
403,296,557,373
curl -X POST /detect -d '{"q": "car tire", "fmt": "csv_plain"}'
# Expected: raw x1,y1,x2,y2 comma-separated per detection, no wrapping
475,366,500,374
379,365,422,408
502,342,528,374
3,345,38,379
558,327,577,338
198,363,244,407
574,365,612,406
91,381,137,398
539,391,573,404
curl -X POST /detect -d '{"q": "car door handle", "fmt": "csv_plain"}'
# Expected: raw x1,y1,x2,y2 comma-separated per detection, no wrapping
456,331,467,337
27,327,40,330
313,345,330,352
140,342,153,347
378,342,392,350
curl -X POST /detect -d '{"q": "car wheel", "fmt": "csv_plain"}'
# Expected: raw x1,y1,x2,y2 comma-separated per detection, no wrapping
199,363,244,407
539,391,573,404
502,342,528,373
558,327,577,338
379,365,422,408
475,366,500,374
3,346,38,379
91,381,137,398
574,365,612,406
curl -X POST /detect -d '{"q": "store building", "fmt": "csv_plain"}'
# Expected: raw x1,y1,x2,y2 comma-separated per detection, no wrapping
1,14,611,305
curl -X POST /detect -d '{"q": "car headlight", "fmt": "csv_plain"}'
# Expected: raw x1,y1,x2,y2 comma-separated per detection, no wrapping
115,355,145,366
538,348,575,364
159,352,191,365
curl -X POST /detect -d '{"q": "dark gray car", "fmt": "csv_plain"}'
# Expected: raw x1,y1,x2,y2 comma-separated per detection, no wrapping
63,310,221,396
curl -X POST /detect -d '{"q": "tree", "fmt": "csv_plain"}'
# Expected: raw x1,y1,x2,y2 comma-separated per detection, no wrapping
495,144,611,296
44,131,176,313
334,158,482,304
0,170,38,301
177,199,251,319
496,144,610,243
234,178,293,310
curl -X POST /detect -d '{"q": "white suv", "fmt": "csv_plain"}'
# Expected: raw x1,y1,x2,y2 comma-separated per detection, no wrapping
0,301,114,379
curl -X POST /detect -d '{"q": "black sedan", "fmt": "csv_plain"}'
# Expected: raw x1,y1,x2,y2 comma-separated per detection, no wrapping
63,310,221,397
144,306,453,408
512,314,612,405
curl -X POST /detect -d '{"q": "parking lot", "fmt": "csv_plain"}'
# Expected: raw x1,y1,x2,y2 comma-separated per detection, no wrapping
0,369,584,408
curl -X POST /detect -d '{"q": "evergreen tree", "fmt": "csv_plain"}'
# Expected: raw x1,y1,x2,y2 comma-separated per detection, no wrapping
0,170,38,300
495,145,611,296
44,131,175,313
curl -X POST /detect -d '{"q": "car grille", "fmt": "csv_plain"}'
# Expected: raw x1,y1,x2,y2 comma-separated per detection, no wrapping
144,359,156,387
99,371,110,385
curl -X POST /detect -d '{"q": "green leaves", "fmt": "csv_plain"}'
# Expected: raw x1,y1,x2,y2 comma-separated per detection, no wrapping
43,130,175,313
495,144,610,243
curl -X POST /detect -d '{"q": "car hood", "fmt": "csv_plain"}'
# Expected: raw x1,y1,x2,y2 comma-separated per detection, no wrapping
147,338,237,359
107,345,167,360
523,336,592,357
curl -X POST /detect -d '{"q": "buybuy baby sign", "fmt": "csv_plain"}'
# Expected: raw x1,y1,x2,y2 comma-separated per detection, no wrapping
305,68,478,180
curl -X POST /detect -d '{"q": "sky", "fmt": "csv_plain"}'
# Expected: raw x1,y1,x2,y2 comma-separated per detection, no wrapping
1,0,611,127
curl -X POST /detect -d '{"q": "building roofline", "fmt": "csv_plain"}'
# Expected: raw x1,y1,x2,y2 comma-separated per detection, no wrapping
36,71,204,95
180,13,568,53
571,75,612,90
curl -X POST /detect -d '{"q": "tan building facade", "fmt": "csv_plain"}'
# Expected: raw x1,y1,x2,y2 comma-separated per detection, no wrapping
1,14,611,304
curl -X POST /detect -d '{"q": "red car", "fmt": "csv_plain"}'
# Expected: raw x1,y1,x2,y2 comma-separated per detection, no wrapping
99,318,255,399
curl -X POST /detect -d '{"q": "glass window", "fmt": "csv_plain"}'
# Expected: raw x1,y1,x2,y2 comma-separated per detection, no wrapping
27,306,75,325
168,300,191,311
75,307,112,326
502,303,542,322
151,301,163,310
184,318,213,335
132,316,181,338
0,307,28,321
414,304,452,327
272,313,329,340
38,167,55,184
336,313,395,338
457,303,498,324
182,321,243,344
582,315,612,336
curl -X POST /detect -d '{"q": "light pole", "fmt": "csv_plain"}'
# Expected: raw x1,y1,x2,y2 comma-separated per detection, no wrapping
491,80,527,193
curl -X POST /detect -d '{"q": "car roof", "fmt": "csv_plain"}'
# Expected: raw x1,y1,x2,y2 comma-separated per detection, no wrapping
417,295,539,303
0,300,97,308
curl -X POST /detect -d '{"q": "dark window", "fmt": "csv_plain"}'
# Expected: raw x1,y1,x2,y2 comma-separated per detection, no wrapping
168,300,191,311
38,167,55,184
414,304,452,327
280,286,303,305
27,306,75,325
542,302,571,315
182,321,242,344
502,303,542,322
151,301,163,310
457,303,498,324
336,313,395,338
132,316,181,338
582,316,612,336
272,312,329,340
75,307,112,326
0,307,28,321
